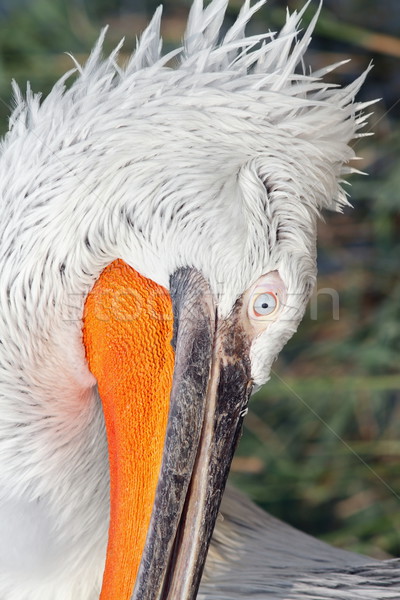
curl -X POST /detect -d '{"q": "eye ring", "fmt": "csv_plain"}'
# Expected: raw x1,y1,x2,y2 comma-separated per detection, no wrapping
251,291,279,319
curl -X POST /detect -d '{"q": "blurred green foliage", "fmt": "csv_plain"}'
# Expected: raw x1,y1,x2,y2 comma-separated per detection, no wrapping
0,0,398,559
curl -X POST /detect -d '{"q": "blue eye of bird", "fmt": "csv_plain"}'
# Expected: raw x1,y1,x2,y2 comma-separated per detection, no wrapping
252,292,278,318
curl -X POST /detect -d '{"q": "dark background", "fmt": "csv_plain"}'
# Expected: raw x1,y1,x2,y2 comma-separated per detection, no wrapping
0,0,398,559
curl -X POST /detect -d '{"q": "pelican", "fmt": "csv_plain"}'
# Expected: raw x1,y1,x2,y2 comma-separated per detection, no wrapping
0,0,398,599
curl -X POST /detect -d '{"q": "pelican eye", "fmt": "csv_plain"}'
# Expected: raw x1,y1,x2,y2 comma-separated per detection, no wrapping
252,292,278,318
244,270,286,333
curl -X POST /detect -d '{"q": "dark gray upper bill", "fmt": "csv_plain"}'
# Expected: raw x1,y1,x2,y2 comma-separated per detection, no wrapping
131,268,252,600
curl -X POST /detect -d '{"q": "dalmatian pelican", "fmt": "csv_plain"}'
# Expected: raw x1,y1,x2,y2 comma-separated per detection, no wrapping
0,0,399,598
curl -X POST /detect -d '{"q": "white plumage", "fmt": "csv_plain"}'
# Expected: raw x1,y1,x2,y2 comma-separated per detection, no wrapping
0,1,391,599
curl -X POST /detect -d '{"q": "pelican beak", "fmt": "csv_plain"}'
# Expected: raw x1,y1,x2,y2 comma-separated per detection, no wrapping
133,267,253,600
84,261,252,600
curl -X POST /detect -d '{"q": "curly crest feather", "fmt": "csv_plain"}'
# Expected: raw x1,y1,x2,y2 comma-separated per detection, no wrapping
7,0,371,212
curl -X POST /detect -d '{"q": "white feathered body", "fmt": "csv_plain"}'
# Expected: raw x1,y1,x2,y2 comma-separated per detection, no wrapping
0,1,371,598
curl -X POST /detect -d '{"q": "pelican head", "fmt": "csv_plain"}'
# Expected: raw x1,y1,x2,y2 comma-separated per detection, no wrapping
0,1,370,599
